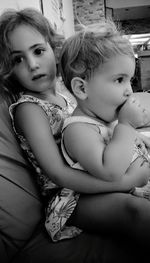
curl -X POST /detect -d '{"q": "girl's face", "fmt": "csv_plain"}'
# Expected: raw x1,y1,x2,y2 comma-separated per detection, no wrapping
85,54,135,123
9,24,56,94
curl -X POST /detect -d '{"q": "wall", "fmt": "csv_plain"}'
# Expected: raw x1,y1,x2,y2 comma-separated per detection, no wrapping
138,51,150,91
42,0,64,34
0,0,64,35
106,0,150,9
72,0,150,35
72,0,105,28
121,18,150,35
62,0,75,38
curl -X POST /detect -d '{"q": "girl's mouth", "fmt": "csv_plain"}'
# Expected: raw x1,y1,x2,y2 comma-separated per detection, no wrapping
32,74,46,81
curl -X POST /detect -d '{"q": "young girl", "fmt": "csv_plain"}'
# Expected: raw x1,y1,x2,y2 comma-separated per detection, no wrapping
1,8,150,248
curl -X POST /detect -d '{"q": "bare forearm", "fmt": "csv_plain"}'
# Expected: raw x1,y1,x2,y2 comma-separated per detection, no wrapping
49,158,150,194
103,123,137,179
50,163,134,193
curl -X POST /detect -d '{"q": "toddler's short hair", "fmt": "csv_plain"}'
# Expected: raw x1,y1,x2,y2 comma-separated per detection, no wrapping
60,20,135,93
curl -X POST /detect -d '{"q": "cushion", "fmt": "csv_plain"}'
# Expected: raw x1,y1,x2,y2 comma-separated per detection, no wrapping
0,97,43,259
0,95,106,263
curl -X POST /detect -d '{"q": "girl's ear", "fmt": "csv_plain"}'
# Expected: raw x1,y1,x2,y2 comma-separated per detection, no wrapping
71,77,88,100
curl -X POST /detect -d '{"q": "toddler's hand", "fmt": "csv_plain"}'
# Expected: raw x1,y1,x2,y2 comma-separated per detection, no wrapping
138,133,150,156
118,96,149,128
127,157,150,187
135,136,148,156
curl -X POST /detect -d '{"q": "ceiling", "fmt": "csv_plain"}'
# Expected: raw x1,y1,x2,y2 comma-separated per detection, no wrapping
113,5,150,20
105,0,150,47
127,33,150,47
105,0,150,21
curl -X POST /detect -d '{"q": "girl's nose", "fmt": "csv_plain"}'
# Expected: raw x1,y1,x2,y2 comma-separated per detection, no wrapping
27,57,39,71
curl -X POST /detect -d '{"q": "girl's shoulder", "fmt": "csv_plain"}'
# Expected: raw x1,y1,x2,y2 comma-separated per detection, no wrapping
9,94,54,118
9,94,42,108
10,94,47,106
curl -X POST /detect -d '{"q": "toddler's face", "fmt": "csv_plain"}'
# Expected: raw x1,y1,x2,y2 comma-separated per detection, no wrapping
84,54,135,123
9,24,56,94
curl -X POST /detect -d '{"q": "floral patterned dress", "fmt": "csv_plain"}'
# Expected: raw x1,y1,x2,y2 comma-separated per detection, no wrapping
9,93,82,242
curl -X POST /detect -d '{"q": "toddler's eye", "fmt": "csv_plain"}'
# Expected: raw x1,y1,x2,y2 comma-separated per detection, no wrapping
115,77,123,83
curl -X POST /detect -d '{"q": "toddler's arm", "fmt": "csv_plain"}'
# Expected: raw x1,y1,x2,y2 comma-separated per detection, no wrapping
63,96,150,182
104,96,150,179
103,122,137,178
63,119,139,181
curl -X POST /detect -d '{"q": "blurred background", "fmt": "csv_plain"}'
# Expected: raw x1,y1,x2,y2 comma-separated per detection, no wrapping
1,0,150,92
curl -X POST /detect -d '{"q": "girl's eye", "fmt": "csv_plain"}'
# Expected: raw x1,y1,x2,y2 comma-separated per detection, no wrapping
13,56,23,65
34,48,45,55
115,77,124,84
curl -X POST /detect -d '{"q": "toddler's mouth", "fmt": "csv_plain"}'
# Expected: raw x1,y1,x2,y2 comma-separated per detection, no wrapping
116,100,126,113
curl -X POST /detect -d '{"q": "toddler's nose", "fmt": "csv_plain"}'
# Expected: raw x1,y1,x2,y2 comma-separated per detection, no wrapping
124,85,133,97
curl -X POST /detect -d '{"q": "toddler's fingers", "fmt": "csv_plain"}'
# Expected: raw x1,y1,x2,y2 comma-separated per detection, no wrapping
139,133,150,148
140,159,150,168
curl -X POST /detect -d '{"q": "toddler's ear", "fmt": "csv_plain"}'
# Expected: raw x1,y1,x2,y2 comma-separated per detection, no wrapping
71,77,88,100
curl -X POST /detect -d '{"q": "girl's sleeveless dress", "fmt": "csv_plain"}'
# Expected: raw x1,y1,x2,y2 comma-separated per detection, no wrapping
9,93,82,242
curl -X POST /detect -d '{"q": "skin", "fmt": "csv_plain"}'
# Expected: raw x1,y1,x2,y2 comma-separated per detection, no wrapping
9,24,145,193
63,54,150,180
77,55,135,123
10,25,63,104
8,24,150,250
118,94,150,128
